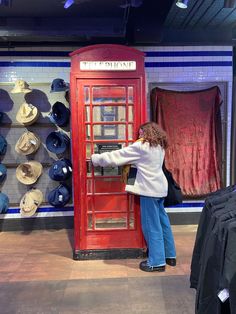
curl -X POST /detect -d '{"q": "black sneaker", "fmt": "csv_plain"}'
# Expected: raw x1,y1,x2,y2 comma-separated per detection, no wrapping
139,260,165,272
166,258,176,266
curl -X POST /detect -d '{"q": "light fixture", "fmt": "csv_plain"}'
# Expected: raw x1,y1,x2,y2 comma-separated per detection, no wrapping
64,0,74,9
176,0,188,9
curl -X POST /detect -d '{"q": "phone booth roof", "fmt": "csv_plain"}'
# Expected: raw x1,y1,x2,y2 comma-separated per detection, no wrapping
70,44,145,78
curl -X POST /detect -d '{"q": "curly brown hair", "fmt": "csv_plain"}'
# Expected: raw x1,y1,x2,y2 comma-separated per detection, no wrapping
139,122,168,149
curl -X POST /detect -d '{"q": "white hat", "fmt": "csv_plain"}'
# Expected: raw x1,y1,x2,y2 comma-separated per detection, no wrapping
16,103,39,126
20,189,43,217
16,161,43,185
11,80,32,94
15,131,41,155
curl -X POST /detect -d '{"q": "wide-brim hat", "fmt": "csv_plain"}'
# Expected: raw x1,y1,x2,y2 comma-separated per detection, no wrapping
48,102,70,127
16,102,39,126
11,79,32,94
0,192,9,214
0,135,7,156
49,158,72,181
0,163,7,184
50,78,69,93
15,131,41,155
46,131,70,154
48,184,71,207
16,161,43,185
20,189,43,217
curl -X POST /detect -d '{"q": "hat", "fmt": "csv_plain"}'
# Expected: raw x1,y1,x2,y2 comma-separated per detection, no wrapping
0,163,7,184
11,79,32,94
0,192,9,214
20,189,43,217
48,102,70,126
0,135,7,156
16,102,39,126
15,131,41,155
48,184,71,207
46,131,70,154
49,159,72,181
50,78,69,93
16,161,43,185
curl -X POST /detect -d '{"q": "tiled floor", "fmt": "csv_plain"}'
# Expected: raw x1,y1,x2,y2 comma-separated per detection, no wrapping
0,225,197,313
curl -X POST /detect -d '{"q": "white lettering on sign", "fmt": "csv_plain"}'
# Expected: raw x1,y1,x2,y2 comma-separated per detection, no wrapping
80,61,136,71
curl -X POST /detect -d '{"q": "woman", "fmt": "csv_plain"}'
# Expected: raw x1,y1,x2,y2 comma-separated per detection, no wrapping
91,122,176,272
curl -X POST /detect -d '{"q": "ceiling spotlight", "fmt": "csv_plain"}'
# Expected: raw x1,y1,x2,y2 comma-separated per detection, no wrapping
176,0,189,9
64,0,74,9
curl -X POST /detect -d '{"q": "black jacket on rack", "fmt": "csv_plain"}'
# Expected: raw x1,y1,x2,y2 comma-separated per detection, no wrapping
222,222,236,313
190,186,236,314
190,186,236,288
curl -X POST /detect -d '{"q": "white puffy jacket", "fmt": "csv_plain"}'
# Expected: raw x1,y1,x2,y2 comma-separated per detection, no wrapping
91,141,168,198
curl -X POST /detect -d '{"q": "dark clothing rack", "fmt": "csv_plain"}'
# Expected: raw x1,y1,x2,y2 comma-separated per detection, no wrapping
190,185,236,314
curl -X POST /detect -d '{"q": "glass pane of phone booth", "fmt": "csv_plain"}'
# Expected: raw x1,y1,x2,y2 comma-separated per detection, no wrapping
85,85,135,230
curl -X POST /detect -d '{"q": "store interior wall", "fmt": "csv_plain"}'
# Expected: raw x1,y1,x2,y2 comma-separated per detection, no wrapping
0,44,233,229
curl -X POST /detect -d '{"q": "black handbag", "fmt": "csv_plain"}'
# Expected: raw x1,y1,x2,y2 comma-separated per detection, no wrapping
162,163,183,207
127,167,137,185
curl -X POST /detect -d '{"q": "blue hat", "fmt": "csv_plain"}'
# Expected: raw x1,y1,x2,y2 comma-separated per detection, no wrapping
0,135,7,156
48,184,71,207
48,102,70,126
46,131,70,154
49,159,72,181
0,163,7,183
50,78,69,93
0,192,9,214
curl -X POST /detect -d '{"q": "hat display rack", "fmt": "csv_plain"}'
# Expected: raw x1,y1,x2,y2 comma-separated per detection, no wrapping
47,78,72,207
12,80,44,217
0,78,72,217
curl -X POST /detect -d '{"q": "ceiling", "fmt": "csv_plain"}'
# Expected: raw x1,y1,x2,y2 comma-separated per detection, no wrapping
0,0,236,47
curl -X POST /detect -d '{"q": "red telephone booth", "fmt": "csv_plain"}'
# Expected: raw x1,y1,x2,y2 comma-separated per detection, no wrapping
70,44,147,259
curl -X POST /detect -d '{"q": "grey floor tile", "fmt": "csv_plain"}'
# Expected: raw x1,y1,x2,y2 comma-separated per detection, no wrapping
0,276,195,314
161,276,196,314
59,278,131,314
0,280,66,314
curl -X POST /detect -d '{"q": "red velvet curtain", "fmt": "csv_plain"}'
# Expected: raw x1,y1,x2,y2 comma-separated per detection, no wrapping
151,86,223,196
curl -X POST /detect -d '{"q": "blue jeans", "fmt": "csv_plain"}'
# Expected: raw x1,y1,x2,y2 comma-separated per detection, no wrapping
140,196,176,267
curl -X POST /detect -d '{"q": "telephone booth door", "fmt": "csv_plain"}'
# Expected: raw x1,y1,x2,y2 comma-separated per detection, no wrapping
70,45,146,259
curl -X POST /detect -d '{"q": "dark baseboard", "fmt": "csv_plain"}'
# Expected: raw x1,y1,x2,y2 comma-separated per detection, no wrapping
0,212,200,232
0,216,74,232
73,248,145,260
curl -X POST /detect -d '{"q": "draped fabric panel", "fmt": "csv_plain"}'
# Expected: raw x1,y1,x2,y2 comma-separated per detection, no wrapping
151,86,223,196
